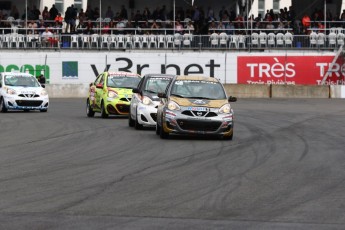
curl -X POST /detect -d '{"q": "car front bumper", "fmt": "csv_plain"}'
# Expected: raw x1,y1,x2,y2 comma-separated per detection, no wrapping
3,95,49,110
162,107,234,136
137,102,159,126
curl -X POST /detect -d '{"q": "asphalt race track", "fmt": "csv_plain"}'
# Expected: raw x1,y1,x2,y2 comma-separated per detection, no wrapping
0,98,345,230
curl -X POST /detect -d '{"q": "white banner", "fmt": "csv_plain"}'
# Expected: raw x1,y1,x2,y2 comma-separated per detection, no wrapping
0,51,336,85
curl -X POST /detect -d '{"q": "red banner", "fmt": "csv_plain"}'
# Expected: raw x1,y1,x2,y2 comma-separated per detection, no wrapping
237,56,345,85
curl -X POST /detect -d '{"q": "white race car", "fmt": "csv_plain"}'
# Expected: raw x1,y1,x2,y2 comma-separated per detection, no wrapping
0,72,49,112
129,74,175,129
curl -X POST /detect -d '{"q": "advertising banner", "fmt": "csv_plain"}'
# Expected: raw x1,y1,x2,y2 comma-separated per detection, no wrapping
238,55,345,85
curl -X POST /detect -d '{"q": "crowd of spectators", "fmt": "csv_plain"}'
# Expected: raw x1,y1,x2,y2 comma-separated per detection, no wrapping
1,3,345,37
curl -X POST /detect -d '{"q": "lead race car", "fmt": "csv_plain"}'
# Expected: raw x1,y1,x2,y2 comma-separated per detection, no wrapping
156,75,237,140
0,72,49,112
86,71,141,118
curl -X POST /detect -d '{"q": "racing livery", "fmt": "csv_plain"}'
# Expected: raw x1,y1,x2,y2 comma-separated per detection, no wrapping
86,71,141,118
156,75,237,139
129,74,175,129
0,72,49,112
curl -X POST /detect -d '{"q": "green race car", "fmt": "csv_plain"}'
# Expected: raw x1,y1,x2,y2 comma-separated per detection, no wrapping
86,71,141,118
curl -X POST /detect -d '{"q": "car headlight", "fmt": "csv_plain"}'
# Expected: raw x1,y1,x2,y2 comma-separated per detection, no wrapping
142,96,153,105
41,89,48,96
6,87,16,95
167,101,180,111
219,103,231,114
108,90,118,98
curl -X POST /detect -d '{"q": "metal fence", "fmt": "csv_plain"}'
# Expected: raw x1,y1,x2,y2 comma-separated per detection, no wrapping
0,31,343,51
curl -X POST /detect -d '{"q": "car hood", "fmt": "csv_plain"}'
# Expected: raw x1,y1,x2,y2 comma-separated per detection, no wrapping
110,88,133,95
170,96,228,108
10,86,44,94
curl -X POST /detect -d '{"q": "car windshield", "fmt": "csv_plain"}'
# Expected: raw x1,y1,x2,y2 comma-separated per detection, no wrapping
144,77,172,94
107,76,141,89
4,75,40,87
171,80,226,100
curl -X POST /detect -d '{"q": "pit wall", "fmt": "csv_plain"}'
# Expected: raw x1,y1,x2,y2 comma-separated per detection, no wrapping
45,84,345,98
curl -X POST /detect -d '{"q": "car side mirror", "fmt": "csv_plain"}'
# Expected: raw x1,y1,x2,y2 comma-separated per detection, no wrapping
41,84,45,88
132,88,141,94
96,83,103,89
157,92,167,98
0,83,2,88
228,96,237,102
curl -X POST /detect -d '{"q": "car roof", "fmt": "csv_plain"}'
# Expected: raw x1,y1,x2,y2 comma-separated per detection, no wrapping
2,72,34,77
175,75,219,82
144,73,175,78
106,71,141,77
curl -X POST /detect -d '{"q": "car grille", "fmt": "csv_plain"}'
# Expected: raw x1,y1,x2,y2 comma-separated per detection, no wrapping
150,113,157,122
176,119,222,132
181,110,218,117
16,100,43,107
120,97,131,102
116,104,129,113
18,94,40,98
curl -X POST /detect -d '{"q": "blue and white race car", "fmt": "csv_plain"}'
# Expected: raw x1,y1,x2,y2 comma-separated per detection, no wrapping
0,72,49,112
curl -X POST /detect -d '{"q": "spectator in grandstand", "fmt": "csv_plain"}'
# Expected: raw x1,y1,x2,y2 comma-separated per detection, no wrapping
10,5,20,19
85,5,94,20
317,22,325,33
302,13,311,34
225,21,235,35
175,19,184,34
219,6,229,22
31,5,41,20
65,4,78,33
105,6,114,19
186,20,195,34
49,4,59,21
142,8,151,21
151,20,160,34
78,8,86,23
217,20,226,33
235,14,245,34
27,20,38,30
37,16,47,28
42,6,50,20
266,20,275,34
84,20,94,34
76,18,86,34
120,5,128,19
276,21,285,33
41,27,53,47
133,10,142,22
54,13,63,28
208,20,217,34
207,6,215,21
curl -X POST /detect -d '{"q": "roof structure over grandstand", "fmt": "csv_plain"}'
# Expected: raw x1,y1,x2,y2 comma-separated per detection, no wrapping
5,0,345,25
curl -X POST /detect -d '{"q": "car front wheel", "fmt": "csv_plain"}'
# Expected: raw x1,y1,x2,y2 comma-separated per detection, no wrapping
100,101,108,118
86,99,95,117
134,109,143,130
128,109,135,127
0,97,8,113
159,118,169,139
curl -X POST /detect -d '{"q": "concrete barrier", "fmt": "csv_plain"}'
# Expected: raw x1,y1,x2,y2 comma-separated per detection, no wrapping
330,85,345,98
45,84,89,98
45,83,343,99
271,85,330,98
223,84,271,98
